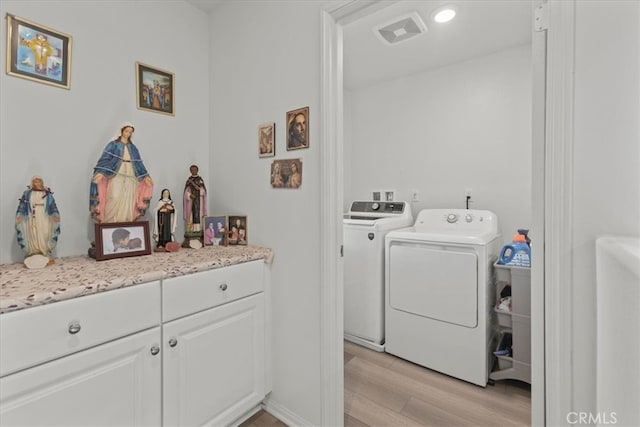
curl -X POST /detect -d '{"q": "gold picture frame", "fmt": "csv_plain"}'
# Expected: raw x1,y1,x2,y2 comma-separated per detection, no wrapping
5,14,72,89
136,61,175,116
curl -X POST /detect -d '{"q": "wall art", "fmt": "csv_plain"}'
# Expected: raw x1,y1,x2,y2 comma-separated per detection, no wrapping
258,122,275,157
136,61,174,116
286,106,309,150
6,14,72,89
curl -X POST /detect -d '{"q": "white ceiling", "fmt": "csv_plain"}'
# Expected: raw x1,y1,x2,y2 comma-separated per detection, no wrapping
343,0,533,89
184,0,533,90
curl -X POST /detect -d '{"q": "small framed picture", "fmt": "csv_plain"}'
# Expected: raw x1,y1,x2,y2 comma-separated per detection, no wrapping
203,216,228,246
5,14,72,89
258,122,275,157
227,216,248,246
286,106,309,150
271,158,302,189
94,221,152,261
136,62,174,116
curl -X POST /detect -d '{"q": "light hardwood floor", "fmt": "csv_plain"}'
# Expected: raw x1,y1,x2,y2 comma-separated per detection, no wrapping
241,340,531,426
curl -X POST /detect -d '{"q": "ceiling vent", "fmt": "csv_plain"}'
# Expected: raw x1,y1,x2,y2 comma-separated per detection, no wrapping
373,11,428,45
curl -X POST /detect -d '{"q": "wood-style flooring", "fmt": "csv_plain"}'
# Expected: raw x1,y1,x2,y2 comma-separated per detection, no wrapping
240,340,531,426
344,340,530,426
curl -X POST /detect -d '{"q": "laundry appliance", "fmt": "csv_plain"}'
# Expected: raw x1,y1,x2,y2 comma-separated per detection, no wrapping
385,209,501,386
343,201,413,351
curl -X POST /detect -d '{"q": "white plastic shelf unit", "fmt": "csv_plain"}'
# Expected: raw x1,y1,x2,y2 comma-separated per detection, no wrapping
490,262,531,384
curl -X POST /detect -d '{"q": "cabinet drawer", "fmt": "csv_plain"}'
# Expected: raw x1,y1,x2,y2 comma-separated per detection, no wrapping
0,281,160,377
162,260,264,322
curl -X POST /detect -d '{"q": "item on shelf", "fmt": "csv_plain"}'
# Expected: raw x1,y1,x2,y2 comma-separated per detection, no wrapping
499,233,531,267
517,228,531,247
497,296,512,312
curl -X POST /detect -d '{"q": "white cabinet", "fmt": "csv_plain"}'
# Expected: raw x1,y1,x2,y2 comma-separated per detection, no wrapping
0,259,269,427
163,294,265,427
162,260,267,427
0,282,162,426
0,327,162,426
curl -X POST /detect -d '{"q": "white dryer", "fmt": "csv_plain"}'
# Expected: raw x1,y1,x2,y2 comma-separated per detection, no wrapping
343,201,413,351
385,209,501,386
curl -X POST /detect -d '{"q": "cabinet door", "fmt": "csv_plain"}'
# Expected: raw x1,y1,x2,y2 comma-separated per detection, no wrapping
0,327,161,426
163,293,265,427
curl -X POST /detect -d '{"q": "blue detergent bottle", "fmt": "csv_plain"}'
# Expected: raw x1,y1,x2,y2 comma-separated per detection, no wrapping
499,234,531,267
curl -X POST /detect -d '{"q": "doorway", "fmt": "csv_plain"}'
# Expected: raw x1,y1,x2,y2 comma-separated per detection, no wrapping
320,0,546,425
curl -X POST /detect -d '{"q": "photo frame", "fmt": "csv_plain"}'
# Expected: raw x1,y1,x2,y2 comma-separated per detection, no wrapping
5,14,72,89
136,62,174,116
286,106,309,150
227,216,248,246
203,215,228,246
270,158,302,189
94,221,152,261
258,122,275,157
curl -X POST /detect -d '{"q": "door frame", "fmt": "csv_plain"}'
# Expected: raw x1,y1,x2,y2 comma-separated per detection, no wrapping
320,1,574,424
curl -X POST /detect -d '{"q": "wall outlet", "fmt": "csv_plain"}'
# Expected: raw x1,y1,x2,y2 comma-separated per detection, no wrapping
372,191,381,201
465,188,473,197
411,189,420,202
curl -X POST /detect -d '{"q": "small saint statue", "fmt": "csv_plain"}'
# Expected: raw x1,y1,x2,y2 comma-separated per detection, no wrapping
15,176,61,268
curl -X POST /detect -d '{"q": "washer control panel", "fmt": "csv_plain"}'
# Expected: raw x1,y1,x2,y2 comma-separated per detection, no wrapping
349,201,406,214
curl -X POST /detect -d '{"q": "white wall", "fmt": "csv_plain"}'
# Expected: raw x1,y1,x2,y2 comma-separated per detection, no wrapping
0,0,210,264
571,0,640,415
344,45,532,242
206,1,323,424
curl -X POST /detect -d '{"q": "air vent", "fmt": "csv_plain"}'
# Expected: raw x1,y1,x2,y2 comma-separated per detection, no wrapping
373,11,428,45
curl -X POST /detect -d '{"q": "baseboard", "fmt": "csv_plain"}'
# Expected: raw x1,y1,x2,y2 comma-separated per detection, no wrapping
263,398,314,427
229,405,262,427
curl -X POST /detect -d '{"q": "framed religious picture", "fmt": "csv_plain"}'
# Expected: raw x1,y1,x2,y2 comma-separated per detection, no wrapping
227,216,248,246
270,158,302,189
94,221,152,261
286,106,309,150
136,61,175,116
5,14,72,89
258,122,275,157
203,215,228,246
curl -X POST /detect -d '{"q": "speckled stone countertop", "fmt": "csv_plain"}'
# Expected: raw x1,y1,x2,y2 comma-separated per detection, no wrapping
0,245,273,315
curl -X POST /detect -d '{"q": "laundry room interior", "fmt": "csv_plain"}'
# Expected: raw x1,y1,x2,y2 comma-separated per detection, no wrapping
342,0,534,424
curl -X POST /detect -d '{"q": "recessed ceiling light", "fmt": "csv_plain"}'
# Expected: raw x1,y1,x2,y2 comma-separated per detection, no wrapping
432,5,457,23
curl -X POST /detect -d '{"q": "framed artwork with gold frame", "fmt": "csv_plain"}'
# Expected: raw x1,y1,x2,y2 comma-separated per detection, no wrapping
136,61,175,116
5,14,72,89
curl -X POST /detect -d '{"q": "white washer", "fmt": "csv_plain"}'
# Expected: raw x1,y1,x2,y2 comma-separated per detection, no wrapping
385,209,501,386
343,201,413,351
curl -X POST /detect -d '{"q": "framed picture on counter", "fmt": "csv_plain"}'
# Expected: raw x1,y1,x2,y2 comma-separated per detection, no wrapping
94,221,152,261
227,216,247,246
203,216,228,246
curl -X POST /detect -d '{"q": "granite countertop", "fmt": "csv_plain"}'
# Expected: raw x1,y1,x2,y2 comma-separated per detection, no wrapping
0,245,273,315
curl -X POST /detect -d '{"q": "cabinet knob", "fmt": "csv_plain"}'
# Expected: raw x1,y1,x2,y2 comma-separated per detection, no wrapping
168,338,178,347
219,283,228,291
68,322,82,335
150,346,160,356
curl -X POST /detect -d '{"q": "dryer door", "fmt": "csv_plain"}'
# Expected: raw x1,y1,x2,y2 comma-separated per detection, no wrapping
388,242,478,327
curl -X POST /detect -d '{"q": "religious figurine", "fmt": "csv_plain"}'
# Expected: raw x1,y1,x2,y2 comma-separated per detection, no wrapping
182,164,207,248
89,122,153,224
153,189,177,252
15,176,61,268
